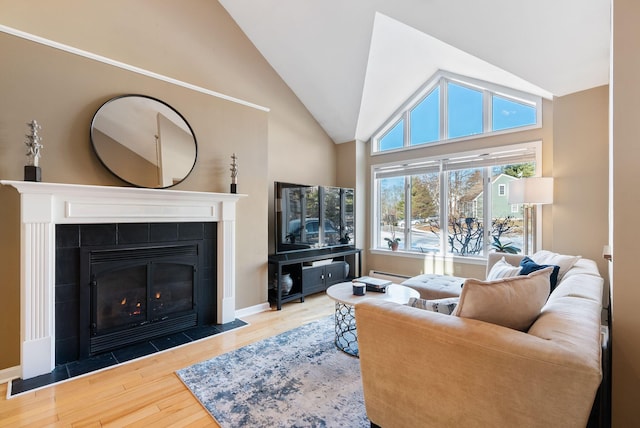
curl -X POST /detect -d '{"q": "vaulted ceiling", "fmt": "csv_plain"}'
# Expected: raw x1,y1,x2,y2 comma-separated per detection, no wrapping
219,0,611,144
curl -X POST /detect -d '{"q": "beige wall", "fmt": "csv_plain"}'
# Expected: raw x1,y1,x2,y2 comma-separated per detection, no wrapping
336,140,369,274
0,1,336,371
611,0,640,425
0,186,20,368
553,86,610,283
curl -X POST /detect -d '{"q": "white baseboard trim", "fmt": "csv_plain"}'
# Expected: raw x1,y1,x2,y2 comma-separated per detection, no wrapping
235,302,271,319
0,366,20,385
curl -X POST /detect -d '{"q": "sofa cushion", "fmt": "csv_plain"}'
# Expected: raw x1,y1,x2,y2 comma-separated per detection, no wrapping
486,256,522,280
407,297,459,315
453,267,552,331
519,256,560,292
531,250,580,281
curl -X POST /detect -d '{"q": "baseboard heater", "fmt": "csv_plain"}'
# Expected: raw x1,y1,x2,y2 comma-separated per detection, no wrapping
368,270,411,284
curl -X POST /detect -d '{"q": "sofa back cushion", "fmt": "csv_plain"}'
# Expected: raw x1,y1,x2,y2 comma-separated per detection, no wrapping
453,267,552,331
530,250,581,281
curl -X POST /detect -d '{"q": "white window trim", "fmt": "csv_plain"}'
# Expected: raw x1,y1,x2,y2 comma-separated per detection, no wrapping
371,70,543,155
370,141,543,259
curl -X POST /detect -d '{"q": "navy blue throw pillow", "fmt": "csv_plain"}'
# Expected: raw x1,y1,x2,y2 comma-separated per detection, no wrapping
519,256,560,292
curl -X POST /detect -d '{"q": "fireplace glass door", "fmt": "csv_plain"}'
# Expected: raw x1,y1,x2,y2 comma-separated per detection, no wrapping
150,262,194,319
84,244,199,355
94,262,194,335
95,265,147,332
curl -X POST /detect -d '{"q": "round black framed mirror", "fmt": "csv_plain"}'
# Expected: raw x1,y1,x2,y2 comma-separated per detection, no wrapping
90,94,197,188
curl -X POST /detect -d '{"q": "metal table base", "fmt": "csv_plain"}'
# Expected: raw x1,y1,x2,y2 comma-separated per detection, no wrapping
333,302,359,357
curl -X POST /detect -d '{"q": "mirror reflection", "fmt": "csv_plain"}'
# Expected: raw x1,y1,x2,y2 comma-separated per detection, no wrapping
90,94,197,188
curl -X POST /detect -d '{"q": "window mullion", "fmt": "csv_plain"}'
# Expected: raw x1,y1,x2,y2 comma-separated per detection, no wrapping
405,176,411,250
373,175,380,251
483,168,491,255
404,111,410,148
483,89,492,133
439,160,447,255
440,78,447,141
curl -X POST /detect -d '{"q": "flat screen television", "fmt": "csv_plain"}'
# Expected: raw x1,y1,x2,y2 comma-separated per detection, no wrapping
274,182,355,254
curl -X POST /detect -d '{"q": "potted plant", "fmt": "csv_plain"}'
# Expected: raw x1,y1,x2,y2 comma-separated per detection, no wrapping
491,237,520,254
385,233,401,251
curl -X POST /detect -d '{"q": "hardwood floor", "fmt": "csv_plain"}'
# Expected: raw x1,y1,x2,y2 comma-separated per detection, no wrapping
0,294,335,427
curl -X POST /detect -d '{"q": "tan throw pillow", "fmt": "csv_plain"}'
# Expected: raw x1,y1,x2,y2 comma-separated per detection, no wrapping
531,250,580,281
452,267,552,331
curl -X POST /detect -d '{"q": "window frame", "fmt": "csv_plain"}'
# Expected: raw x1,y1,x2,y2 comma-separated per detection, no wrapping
371,141,543,260
371,71,543,155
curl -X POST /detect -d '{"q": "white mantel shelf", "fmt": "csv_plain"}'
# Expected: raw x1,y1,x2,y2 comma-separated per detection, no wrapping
0,180,245,380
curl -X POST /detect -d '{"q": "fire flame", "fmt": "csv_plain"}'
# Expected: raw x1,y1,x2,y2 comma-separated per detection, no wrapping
121,298,127,305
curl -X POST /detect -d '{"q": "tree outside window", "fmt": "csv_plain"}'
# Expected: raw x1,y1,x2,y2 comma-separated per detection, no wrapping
374,157,536,257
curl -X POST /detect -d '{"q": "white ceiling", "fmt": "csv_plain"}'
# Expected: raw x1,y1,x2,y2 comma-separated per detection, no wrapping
219,0,611,144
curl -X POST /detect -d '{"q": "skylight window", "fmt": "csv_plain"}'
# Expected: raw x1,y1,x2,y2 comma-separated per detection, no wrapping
373,72,542,153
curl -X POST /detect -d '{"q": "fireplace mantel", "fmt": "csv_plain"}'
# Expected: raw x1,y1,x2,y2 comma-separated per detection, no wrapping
1,180,244,380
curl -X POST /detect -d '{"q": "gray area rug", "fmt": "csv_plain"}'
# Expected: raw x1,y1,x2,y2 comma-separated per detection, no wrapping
176,316,368,427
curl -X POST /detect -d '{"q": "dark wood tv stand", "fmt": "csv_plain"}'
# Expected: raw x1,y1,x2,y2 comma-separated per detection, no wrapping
268,247,361,310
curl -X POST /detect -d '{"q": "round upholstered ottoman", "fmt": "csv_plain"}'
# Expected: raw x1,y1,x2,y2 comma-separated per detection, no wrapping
400,274,465,299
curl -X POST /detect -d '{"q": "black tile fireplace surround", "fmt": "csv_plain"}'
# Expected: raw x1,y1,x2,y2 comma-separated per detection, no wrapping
55,222,219,366
9,221,248,396
1,181,244,395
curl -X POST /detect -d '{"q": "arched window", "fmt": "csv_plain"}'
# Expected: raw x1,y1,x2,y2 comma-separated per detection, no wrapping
373,72,542,153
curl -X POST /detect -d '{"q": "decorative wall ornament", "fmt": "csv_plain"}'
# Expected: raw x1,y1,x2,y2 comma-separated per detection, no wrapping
230,152,238,193
24,119,43,182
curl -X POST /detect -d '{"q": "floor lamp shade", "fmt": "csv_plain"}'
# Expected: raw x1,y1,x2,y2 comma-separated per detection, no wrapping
508,177,554,205
508,177,553,255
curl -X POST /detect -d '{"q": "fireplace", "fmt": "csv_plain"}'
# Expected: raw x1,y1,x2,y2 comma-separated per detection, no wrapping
1,180,243,380
82,243,199,356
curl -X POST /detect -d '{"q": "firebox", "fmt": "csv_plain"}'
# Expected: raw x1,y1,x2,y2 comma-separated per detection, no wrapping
79,242,200,357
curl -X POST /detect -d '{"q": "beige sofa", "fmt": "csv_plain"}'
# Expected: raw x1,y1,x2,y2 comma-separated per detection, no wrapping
355,252,604,428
